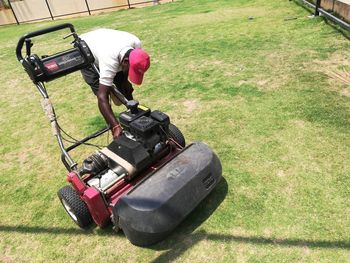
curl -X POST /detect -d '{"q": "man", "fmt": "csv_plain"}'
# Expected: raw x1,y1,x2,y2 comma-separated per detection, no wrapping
80,29,150,139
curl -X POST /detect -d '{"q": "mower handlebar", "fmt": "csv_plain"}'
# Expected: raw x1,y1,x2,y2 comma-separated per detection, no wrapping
16,23,76,61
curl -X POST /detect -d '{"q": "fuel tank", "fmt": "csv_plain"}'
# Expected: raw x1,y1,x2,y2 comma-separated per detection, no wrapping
112,141,222,246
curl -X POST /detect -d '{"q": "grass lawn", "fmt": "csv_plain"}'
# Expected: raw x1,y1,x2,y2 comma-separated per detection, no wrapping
0,0,349,262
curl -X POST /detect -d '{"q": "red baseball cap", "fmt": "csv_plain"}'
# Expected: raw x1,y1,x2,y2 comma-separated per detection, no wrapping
128,48,150,85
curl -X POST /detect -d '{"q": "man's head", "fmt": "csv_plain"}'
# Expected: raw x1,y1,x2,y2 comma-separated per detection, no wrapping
121,48,150,85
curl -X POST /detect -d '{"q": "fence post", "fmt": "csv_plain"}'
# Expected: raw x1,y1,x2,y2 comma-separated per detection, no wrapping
7,0,19,25
315,0,321,16
84,0,91,15
127,0,131,9
44,0,54,20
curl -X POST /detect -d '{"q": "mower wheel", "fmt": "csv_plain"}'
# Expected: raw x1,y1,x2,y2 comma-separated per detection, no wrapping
169,123,186,147
57,186,92,229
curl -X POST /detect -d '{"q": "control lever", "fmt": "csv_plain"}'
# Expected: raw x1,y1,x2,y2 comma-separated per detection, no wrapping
127,100,139,114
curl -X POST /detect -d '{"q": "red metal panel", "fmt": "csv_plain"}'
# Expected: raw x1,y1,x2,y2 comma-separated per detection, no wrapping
83,187,110,227
67,172,87,195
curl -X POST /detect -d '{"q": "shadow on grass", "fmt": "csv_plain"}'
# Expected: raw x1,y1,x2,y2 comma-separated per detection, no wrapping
0,176,349,262
148,177,349,262
0,177,228,240
148,178,349,262
296,89,350,133
0,224,117,237
151,230,350,263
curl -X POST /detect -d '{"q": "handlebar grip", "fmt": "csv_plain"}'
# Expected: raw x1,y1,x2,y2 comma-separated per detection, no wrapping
16,23,76,61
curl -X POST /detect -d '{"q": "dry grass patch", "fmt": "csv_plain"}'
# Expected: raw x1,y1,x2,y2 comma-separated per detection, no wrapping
167,7,267,29
312,51,350,97
183,98,200,113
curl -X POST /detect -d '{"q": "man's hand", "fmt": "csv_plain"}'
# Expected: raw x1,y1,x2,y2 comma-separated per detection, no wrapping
112,123,123,139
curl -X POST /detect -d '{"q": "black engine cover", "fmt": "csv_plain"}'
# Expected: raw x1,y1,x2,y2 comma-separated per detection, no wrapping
129,116,160,150
107,136,151,172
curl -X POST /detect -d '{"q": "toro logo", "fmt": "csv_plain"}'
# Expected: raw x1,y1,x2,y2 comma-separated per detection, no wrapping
44,60,59,72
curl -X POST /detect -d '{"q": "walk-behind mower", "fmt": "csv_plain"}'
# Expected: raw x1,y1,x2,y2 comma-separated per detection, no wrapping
16,23,222,246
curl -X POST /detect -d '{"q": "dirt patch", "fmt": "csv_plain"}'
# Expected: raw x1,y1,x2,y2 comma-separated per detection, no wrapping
276,170,286,177
317,52,350,68
340,88,350,97
212,60,224,66
0,255,15,263
257,79,269,86
18,151,29,170
224,71,237,77
231,227,253,237
255,77,283,90
256,51,299,91
238,77,284,91
238,80,248,86
183,99,199,113
290,119,306,128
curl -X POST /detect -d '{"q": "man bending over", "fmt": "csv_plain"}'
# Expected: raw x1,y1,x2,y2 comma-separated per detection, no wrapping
80,29,150,139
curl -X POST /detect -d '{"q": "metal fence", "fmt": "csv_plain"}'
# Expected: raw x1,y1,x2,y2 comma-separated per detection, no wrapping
293,0,350,31
0,0,172,26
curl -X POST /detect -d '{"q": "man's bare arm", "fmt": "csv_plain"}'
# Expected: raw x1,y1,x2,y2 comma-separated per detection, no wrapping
96,84,123,138
96,84,118,126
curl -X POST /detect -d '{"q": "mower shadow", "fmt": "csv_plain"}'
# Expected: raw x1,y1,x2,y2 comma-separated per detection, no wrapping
0,177,228,239
151,230,350,263
0,224,116,237
149,175,350,262
0,178,228,239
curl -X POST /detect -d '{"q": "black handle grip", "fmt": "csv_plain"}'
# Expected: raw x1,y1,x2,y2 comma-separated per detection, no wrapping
16,23,76,61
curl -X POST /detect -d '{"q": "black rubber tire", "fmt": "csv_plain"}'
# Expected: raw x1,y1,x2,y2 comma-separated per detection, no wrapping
168,123,186,147
57,185,93,229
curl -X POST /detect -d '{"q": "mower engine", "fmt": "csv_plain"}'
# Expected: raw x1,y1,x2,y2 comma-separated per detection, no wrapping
79,105,172,192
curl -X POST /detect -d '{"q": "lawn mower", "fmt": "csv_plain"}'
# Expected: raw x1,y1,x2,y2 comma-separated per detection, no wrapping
16,23,222,246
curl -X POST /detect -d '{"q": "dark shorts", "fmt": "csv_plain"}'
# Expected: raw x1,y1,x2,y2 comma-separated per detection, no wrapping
81,66,134,100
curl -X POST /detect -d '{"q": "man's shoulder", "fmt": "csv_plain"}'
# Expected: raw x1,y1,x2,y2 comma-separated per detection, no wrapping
80,28,111,38
101,29,139,42
81,28,135,38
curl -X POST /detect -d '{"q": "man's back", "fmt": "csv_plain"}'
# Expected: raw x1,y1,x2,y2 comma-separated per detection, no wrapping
80,29,141,86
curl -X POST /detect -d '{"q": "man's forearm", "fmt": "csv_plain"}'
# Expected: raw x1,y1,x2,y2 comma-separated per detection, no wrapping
98,99,118,127
97,84,119,127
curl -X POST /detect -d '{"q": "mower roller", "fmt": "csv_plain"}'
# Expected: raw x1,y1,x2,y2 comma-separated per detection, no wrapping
16,23,222,246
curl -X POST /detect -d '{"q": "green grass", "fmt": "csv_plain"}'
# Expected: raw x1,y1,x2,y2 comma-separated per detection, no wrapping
0,0,350,262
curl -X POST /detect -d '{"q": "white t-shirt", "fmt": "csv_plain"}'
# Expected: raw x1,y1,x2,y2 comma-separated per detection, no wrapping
80,29,142,86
